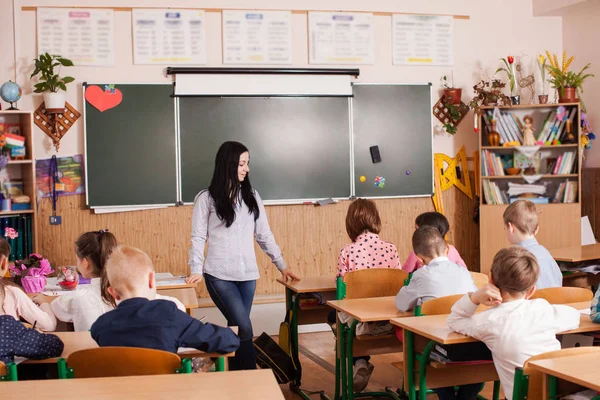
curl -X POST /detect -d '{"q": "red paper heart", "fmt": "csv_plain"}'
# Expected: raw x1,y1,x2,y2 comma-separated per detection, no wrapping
85,85,123,112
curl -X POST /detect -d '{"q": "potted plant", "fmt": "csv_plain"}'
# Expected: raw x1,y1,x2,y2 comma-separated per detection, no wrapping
8,251,53,294
537,54,549,104
441,72,462,105
470,79,512,114
441,101,469,135
545,51,594,108
30,53,74,111
496,55,520,104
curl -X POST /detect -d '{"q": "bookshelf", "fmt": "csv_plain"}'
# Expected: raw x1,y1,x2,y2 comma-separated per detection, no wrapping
478,103,581,275
0,110,37,260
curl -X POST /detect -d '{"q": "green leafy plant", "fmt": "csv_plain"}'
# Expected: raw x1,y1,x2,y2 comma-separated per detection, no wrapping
546,63,594,95
30,53,74,93
441,72,455,89
495,56,517,94
442,101,468,135
470,79,512,114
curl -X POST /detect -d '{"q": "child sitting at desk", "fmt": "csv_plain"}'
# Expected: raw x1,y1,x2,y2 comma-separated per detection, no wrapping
330,198,401,392
402,211,467,273
33,230,185,331
0,238,57,331
448,246,580,400
91,245,239,355
396,226,481,400
1,239,63,364
503,200,562,289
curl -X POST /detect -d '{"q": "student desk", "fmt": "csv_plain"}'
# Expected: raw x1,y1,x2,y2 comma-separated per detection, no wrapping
527,353,600,399
2,368,285,400
327,296,412,400
549,243,600,288
21,329,237,371
277,277,336,400
391,301,594,400
156,282,200,316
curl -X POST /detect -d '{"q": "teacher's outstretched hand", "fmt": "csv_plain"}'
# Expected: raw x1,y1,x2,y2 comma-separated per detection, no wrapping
187,141,300,371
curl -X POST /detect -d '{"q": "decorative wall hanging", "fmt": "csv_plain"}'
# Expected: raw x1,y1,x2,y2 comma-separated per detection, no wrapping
85,84,123,112
432,97,469,135
432,145,472,213
34,102,80,151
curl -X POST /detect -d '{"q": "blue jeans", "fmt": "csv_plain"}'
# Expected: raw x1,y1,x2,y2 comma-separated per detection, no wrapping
204,273,257,370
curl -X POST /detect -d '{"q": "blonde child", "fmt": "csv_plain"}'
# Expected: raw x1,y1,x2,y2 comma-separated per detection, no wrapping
448,247,580,399
34,230,185,331
91,245,239,355
402,211,466,273
503,200,562,289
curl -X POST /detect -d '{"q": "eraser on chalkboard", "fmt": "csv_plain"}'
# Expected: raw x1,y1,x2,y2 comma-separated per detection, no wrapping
317,198,337,206
369,146,382,163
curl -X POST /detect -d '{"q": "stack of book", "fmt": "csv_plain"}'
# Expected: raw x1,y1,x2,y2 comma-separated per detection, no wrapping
484,111,524,144
482,180,508,204
547,151,577,175
1,215,33,261
481,149,505,176
536,108,578,144
553,180,578,203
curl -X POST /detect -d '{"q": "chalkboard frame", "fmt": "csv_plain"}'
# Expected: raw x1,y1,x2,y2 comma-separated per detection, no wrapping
351,83,435,200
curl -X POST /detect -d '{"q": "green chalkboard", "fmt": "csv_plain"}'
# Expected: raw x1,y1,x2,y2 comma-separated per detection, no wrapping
178,97,351,203
84,84,177,207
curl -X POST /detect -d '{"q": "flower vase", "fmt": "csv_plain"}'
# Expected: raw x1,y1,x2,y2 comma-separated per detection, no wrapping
487,121,501,147
21,276,47,294
510,95,520,105
538,95,548,104
559,87,577,103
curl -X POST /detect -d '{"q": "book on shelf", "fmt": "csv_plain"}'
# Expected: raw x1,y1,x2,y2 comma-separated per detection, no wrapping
482,150,507,176
552,180,578,203
509,197,549,204
551,151,576,175
482,180,508,205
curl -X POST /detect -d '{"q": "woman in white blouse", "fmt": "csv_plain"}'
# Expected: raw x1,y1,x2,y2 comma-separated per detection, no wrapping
187,141,299,370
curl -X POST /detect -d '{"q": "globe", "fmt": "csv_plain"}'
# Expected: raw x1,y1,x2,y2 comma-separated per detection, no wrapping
0,81,22,110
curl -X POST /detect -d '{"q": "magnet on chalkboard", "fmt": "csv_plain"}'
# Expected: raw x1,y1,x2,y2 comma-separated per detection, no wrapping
369,146,382,163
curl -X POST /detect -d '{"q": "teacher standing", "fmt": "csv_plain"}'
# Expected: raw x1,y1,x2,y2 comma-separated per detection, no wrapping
187,141,299,370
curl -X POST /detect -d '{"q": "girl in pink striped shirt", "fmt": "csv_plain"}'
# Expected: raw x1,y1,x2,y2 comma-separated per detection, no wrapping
402,212,467,273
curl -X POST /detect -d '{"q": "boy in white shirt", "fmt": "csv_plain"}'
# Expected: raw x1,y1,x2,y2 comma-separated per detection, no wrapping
448,246,580,400
503,200,562,289
396,226,481,400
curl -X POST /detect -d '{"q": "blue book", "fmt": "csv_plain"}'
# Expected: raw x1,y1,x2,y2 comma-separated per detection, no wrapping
510,197,549,204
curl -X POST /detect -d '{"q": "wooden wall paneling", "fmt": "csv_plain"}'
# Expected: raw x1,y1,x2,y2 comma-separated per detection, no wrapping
582,169,600,240
38,185,478,298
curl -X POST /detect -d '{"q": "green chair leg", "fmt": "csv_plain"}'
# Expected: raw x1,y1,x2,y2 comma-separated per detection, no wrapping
512,368,529,400
176,358,193,374
0,362,17,381
492,380,500,400
57,358,74,379
215,357,225,372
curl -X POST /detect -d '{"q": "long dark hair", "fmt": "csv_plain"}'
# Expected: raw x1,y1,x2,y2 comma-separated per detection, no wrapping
208,141,259,227
75,230,118,306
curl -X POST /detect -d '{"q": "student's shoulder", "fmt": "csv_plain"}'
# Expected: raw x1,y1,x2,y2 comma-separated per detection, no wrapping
194,189,212,204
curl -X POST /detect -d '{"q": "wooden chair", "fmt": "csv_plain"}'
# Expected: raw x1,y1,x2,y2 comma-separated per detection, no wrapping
342,268,409,299
513,347,600,400
0,361,17,381
470,272,489,289
530,287,593,304
58,347,192,379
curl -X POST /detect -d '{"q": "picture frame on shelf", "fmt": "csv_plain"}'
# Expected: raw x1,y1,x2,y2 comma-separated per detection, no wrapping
5,124,21,136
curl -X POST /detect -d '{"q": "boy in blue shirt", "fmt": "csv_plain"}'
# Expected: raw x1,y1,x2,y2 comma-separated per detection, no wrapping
91,245,239,355
503,200,562,289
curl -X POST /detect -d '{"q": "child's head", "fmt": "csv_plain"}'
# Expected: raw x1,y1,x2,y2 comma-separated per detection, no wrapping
75,230,118,306
503,200,539,244
345,199,381,242
105,245,156,303
415,211,450,238
412,226,449,265
491,246,539,300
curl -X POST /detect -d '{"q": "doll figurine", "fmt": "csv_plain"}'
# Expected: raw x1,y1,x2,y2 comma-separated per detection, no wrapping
522,115,537,146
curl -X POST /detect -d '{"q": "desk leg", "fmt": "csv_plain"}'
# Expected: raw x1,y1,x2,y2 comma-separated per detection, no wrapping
215,357,225,372
287,287,331,400
405,330,416,400
345,320,400,400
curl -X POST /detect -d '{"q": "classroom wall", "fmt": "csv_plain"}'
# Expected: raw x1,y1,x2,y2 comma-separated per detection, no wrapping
1,0,564,296
562,0,600,167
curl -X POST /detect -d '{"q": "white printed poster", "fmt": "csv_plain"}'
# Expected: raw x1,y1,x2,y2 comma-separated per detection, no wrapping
133,9,207,65
308,12,374,65
222,10,292,64
37,8,115,66
392,15,453,66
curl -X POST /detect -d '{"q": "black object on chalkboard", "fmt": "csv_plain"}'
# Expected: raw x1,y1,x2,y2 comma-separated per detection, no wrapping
369,146,382,163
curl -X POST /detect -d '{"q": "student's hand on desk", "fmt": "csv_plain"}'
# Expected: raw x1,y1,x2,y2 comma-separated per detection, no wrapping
186,274,203,284
469,284,502,307
32,293,55,305
280,268,300,282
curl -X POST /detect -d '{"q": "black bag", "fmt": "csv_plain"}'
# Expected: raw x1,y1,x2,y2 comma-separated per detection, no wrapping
253,311,299,384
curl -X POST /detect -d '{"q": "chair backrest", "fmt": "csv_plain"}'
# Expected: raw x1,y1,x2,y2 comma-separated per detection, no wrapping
343,269,409,299
65,347,185,378
518,347,600,400
420,294,464,316
470,271,489,289
530,287,593,304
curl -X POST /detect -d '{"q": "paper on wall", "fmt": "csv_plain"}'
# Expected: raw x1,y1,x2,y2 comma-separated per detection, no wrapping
392,14,453,66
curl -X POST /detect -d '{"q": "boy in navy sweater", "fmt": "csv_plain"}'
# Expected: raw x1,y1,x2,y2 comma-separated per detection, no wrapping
91,245,239,355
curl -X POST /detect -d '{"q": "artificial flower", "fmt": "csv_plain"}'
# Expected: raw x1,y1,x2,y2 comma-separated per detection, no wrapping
507,56,514,64
4,227,18,240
